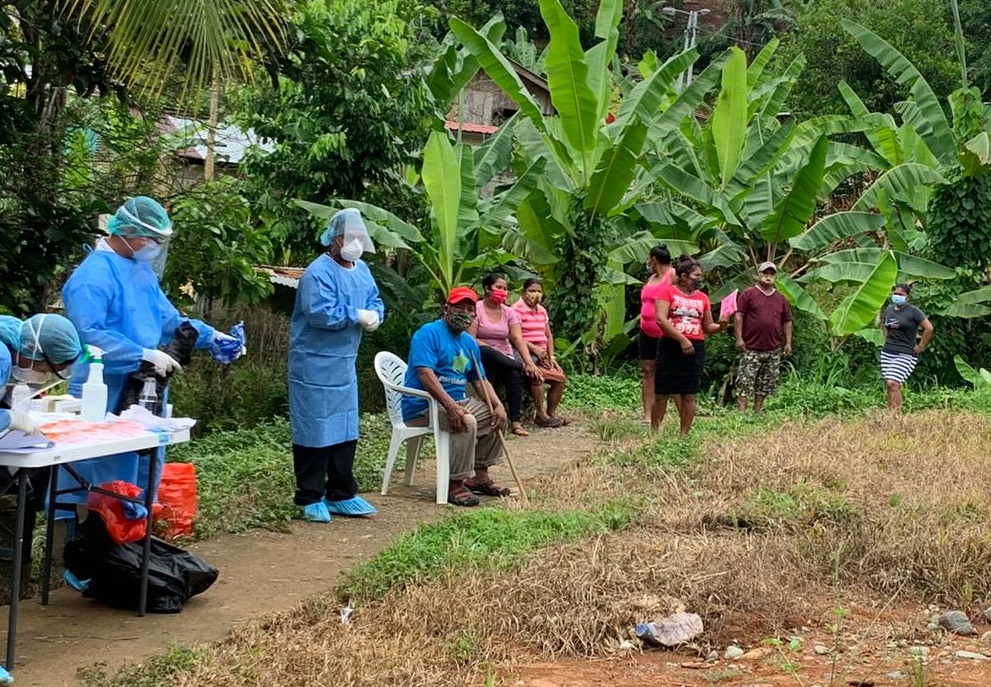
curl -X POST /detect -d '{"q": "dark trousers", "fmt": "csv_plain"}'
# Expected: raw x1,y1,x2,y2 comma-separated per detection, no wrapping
480,346,524,422
292,441,359,506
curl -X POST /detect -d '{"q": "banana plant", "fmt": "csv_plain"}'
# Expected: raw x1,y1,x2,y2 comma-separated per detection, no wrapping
298,129,545,299
451,0,728,348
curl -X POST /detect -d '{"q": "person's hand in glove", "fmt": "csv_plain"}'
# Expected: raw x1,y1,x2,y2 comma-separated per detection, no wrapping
142,349,182,377
8,410,39,436
356,309,381,332
209,329,247,364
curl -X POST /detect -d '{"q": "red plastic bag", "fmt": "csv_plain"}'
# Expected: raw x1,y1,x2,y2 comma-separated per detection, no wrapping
157,463,197,539
87,481,148,545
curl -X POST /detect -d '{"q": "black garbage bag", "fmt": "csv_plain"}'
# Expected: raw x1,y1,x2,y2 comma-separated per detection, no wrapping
63,513,218,613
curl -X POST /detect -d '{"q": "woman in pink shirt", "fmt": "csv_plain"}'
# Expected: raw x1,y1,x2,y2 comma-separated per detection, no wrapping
639,244,674,423
511,278,567,428
469,273,543,436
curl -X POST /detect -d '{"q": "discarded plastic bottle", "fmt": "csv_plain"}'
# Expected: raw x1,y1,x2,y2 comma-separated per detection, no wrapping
139,377,159,413
634,613,704,647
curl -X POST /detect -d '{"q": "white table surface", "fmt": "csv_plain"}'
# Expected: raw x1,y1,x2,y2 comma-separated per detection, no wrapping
0,416,191,469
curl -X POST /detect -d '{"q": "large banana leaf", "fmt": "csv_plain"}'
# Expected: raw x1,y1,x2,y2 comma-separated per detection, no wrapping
474,113,518,188
726,119,796,200
479,158,546,227
654,165,740,226
450,18,548,131
710,47,748,189
961,131,991,176
422,131,462,287
801,261,878,284
585,0,622,122
953,355,991,387
585,51,697,215
944,303,991,318
757,53,806,121
539,0,599,161
746,37,778,88
515,119,577,191
776,272,826,320
790,211,885,251
607,230,697,264
829,251,897,336
427,16,506,108
759,136,828,243
842,20,956,164
851,163,945,212
650,51,729,139
458,143,479,233
814,248,954,280
584,123,648,215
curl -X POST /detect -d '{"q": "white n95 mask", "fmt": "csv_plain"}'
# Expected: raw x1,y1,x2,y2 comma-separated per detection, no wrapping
340,239,364,262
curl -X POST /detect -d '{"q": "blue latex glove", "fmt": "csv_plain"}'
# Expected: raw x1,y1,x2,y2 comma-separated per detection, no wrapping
121,499,149,521
209,321,246,364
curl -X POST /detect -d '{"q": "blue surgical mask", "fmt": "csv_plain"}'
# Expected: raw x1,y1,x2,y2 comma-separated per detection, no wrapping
891,294,907,306
132,242,163,262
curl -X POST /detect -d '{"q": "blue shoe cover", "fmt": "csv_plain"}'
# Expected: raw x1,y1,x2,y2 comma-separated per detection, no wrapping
324,495,377,517
0,663,12,684
301,502,331,523
63,569,91,593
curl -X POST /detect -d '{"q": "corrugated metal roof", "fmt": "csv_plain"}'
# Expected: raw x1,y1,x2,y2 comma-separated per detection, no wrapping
257,265,305,289
445,120,500,135
161,115,275,164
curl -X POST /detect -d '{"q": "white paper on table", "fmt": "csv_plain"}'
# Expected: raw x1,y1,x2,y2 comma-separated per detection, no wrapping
117,405,197,432
0,430,54,452
719,289,739,320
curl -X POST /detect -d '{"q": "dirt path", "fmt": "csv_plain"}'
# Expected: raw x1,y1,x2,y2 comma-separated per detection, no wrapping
3,423,599,687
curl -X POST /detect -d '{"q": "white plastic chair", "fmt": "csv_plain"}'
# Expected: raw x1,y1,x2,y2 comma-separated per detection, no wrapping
374,351,452,504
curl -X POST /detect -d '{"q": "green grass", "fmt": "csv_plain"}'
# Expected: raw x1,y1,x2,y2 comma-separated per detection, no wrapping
337,504,632,602
166,414,393,538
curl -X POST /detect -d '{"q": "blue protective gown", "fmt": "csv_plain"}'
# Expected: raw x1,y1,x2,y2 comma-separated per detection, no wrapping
289,255,384,447
60,247,215,505
0,345,10,434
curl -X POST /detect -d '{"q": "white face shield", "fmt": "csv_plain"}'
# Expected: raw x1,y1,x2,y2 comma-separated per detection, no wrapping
321,209,375,259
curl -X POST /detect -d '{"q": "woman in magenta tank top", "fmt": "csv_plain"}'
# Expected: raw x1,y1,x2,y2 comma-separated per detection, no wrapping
639,245,674,423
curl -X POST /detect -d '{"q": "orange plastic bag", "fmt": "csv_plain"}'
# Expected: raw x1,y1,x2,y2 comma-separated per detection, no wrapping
87,481,148,545
157,463,197,539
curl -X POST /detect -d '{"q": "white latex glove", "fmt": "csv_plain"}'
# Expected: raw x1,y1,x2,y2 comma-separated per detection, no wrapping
142,348,182,376
8,411,39,436
356,309,381,332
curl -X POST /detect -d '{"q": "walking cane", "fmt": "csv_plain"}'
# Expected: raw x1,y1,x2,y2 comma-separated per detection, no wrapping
469,351,530,508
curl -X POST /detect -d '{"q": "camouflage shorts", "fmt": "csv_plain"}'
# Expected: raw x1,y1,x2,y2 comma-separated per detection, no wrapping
736,348,783,397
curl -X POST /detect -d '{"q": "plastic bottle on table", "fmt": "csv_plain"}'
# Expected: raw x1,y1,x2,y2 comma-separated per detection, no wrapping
80,357,108,422
139,377,158,414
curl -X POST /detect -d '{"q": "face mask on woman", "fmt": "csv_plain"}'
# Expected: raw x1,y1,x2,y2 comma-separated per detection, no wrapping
891,294,908,306
489,290,508,305
522,291,542,307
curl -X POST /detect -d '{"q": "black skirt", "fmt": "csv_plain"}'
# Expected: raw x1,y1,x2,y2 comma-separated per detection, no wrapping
655,337,706,395
638,331,660,361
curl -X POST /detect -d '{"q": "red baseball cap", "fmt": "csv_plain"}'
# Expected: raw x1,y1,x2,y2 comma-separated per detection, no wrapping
446,286,478,305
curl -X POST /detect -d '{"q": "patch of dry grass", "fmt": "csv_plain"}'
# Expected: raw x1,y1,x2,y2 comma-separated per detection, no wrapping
89,409,991,687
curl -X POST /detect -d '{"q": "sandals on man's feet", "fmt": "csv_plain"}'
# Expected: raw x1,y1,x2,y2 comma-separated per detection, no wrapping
447,486,480,507
510,424,530,437
465,479,511,497
535,416,565,428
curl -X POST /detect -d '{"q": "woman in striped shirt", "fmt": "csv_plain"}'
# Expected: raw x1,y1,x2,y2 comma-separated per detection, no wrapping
511,278,567,428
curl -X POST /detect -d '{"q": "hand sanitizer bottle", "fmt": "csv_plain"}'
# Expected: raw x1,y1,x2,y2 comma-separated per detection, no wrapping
80,355,108,421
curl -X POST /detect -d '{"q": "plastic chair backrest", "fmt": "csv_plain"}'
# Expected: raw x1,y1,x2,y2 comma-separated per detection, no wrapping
374,351,409,427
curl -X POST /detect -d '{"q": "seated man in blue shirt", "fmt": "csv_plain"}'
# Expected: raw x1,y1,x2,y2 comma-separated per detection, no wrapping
402,287,509,506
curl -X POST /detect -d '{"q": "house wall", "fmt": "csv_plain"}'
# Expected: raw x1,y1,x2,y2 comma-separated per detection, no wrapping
452,72,553,127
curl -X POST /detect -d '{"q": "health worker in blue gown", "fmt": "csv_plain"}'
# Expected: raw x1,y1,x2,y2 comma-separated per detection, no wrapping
289,208,385,523
61,196,245,508
0,314,82,436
